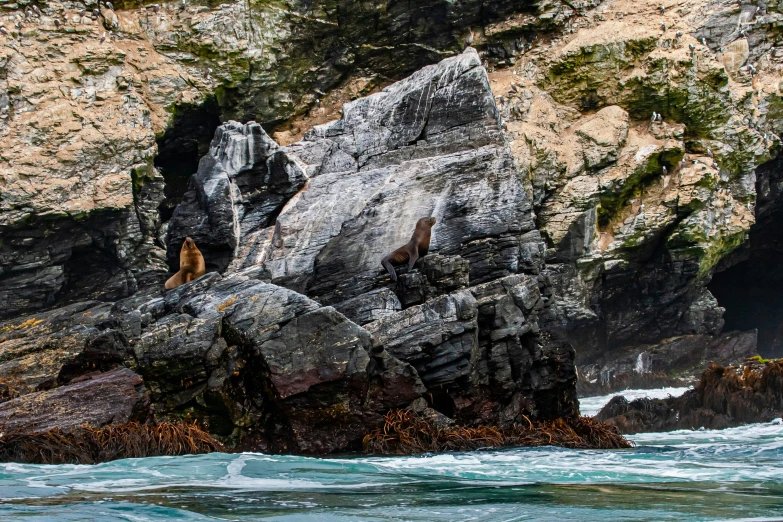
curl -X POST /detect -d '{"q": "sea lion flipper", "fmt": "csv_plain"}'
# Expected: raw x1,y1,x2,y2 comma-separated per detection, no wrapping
381,217,436,282
382,248,409,281
407,243,419,271
381,256,398,282
164,272,180,290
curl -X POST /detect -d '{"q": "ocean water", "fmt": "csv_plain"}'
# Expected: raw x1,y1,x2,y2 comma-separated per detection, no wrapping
2,392,782,521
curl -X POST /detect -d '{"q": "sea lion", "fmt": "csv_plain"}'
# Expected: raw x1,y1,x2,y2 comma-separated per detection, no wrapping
381,217,437,282
165,237,206,290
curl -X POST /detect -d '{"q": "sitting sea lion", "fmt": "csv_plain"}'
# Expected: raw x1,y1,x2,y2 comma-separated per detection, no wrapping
381,217,437,282
165,237,206,290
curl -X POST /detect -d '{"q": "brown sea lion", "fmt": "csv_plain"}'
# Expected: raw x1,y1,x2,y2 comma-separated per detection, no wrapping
165,237,206,290
381,217,437,282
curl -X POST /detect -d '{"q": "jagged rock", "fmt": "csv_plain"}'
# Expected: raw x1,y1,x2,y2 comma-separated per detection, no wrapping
0,19,180,319
0,47,577,454
596,361,783,433
366,273,578,426
493,0,783,369
469,274,578,423
0,301,116,394
418,254,471,297
166,122,307,272
366,290,478,389
114,269,417,453
257,49,541,305
239,305,376,453
366,351,427,412
164,49,544,314
393,254,471,308
133,313,225,408
0,368,149,435
333,288,402,326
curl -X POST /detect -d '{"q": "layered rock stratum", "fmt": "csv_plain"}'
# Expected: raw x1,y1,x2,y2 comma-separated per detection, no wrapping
1,0,782,452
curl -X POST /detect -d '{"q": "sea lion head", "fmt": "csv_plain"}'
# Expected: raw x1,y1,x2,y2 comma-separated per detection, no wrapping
417,217,436,229
183,237,196,250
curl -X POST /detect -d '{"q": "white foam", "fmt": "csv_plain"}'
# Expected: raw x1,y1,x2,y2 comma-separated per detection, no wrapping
579,386,692,416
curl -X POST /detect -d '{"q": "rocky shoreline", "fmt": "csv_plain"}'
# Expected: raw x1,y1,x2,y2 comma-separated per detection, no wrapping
577,330,758,396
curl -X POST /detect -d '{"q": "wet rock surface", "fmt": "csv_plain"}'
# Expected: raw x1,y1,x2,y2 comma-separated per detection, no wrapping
596,361,783,433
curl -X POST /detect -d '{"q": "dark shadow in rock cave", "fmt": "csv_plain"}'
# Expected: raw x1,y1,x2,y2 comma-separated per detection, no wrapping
154,97,222,223
709,153,783,359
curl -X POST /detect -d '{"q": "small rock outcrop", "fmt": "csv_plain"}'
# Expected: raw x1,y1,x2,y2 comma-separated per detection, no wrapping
596,360,783,433
0,368,149,434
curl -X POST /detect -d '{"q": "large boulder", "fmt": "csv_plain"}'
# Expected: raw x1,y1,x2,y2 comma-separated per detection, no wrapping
0,368,149,435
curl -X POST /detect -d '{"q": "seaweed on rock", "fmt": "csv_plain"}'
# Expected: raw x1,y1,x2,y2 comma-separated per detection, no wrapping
362,410,632,455
0,422,225,465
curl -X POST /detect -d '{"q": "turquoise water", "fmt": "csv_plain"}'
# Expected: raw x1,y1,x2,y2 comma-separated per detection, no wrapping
2,399,782,521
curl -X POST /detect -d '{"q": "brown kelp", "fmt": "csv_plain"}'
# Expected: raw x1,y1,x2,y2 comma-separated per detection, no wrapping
363,410,633,454
0,422,225,464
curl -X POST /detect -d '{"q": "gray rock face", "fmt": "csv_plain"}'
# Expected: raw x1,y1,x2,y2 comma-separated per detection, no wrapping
112,269,401,453
366,273,578,426
167,50,541,313
367,290,479,389
166,122,307,273
333,288,402,325
0,49,579,454
469,275,577,422
268,50,536,303
0,203,167,321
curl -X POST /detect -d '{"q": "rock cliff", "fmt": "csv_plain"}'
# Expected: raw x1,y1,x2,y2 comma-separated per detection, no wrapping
2,0,783,452
0,0,585,319
1,49,577,453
